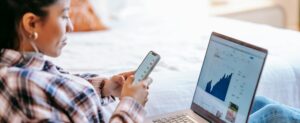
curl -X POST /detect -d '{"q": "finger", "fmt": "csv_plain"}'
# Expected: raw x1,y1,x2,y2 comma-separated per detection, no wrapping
144,78,153,86
141,81,148,89
112,75,125,84
125,75,134,85
144,98,149,106
118,76,125,85
141,79,151,89
119,71,135,78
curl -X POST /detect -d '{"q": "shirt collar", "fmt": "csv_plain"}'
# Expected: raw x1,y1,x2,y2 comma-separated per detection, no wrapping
0,49,45,70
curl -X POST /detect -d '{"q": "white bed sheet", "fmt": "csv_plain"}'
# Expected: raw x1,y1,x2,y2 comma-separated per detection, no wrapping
48,16,300,121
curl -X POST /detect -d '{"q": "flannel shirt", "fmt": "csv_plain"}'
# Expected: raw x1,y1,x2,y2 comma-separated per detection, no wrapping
0,49,145,123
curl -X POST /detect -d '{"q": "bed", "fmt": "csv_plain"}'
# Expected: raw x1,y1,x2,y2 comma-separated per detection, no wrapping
48,14,300,122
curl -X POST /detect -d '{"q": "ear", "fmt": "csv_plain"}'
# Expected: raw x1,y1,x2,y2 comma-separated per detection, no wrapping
21,12,41,35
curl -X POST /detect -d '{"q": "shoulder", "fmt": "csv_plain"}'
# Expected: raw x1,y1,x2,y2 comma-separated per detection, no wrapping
2,65,98,99
1,66,65,92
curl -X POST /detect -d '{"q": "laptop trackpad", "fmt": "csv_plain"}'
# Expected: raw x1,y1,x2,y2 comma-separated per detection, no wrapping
146,109,210,123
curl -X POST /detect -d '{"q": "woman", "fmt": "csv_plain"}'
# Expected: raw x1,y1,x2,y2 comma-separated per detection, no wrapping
249,96,300,123
0,0,149,122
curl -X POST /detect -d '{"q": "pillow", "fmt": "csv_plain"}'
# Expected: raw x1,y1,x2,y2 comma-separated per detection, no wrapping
69,0,108,32
88,0,145,22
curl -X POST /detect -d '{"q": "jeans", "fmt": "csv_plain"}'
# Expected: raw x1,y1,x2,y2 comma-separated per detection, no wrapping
248,96,300,123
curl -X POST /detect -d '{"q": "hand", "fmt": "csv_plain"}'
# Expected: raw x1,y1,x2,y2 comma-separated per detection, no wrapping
102,71,135,97
121,75,150,106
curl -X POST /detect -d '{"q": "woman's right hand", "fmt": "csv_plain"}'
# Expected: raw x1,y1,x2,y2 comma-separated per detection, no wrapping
120,75,150,106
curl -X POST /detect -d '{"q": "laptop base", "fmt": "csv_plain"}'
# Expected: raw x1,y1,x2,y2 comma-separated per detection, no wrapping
145,109,210,123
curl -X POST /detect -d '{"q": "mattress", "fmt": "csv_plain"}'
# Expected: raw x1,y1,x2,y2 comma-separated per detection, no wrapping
48,16,300,121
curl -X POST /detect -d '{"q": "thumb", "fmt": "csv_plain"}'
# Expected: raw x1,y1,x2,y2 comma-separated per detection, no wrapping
125,75,134,85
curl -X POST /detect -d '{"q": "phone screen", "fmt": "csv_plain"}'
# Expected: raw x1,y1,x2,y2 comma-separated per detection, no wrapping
133,51,160,84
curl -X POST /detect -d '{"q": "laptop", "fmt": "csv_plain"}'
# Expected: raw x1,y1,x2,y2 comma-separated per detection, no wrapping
145,32,268,123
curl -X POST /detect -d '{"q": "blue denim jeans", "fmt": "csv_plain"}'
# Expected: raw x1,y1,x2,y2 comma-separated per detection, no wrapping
248,96,300,123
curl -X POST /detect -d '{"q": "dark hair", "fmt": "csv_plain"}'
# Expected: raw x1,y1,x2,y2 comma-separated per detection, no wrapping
0,0,57,51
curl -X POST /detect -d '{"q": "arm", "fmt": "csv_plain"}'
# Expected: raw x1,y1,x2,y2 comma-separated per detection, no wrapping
70,73,148,123
76,71,135,105
55,65,148,122
109,76,150,123
110,97,146,123
55,65,115,105
73,73,118,105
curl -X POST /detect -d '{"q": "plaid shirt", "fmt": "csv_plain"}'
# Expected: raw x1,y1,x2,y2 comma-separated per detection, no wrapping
0,49,145,123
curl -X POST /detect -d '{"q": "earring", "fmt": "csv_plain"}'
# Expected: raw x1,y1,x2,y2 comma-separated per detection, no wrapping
0,49,4,55
29,32,38,40
28,32,40,54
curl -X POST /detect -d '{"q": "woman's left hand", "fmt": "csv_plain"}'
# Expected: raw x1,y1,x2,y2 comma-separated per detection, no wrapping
102,71,135,97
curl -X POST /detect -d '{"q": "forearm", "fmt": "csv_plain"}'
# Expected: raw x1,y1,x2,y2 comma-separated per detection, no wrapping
73,73,115,105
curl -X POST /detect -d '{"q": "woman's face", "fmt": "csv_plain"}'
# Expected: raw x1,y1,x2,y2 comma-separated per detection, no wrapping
21,0,73,57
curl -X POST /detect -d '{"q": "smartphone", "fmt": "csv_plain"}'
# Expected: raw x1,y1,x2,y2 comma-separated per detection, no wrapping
133,51,160,84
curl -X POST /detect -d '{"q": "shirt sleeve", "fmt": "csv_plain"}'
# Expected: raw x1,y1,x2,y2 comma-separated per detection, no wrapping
110,97,146,123
55,65,115,105
74,73,116,105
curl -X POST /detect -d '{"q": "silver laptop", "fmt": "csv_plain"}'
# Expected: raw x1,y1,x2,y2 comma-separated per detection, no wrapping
146,32,268,123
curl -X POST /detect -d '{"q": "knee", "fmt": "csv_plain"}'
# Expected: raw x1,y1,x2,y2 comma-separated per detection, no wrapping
263,104,285,113
250,104,298,123
254,96,271,105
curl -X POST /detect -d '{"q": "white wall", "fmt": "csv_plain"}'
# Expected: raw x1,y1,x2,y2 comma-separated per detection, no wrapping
89,0,210,25
273,0,299,30
144,0,209,17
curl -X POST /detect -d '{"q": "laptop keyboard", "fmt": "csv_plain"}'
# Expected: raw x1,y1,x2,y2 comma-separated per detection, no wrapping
153,114,197,123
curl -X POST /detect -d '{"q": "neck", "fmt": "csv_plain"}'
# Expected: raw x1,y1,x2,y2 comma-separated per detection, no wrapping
19,39,36,53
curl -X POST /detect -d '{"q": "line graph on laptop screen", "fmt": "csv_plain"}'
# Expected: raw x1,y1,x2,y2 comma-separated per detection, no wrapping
193,35,266,123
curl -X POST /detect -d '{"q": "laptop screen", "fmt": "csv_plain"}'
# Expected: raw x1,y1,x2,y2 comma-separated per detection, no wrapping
192,33,267,123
